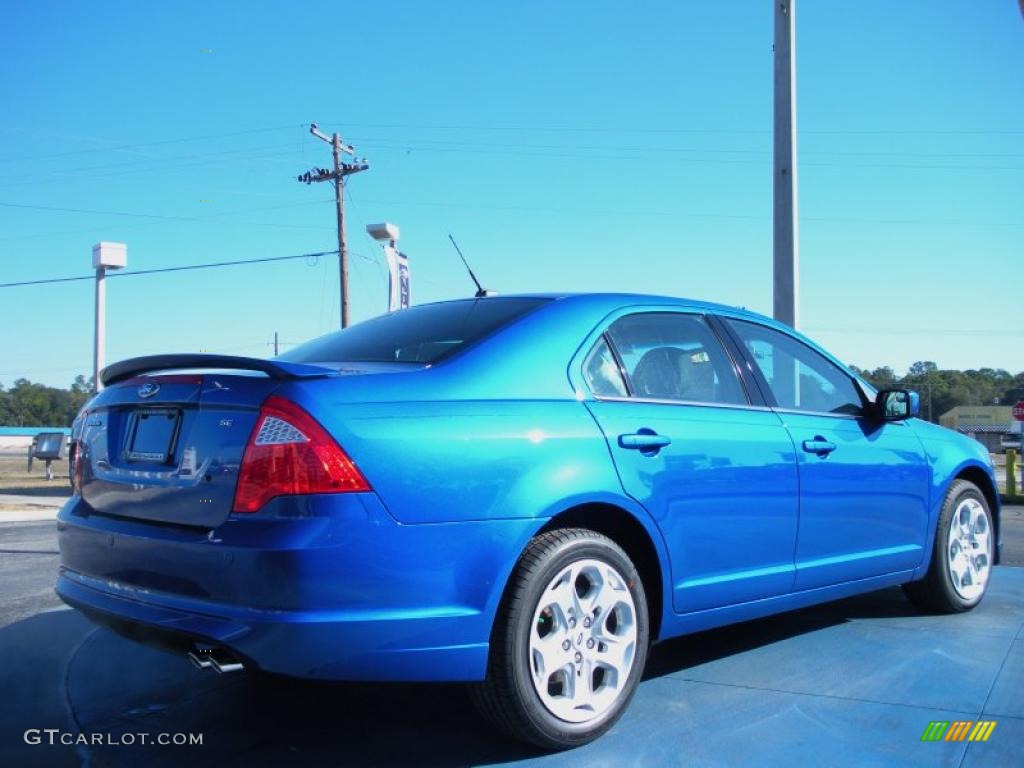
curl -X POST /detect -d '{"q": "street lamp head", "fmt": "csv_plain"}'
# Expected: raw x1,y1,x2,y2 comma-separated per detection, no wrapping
92,242,127,270
366,222,400,243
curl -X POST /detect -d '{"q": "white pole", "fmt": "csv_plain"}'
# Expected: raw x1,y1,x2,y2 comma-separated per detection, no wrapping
773,0,799,329
93,265,106,392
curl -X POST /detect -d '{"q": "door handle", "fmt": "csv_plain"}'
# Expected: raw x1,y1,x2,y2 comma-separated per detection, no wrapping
619,432,672,451
802,437,836,456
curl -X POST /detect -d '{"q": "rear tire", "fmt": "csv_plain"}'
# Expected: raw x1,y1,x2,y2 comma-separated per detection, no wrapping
903,479,994,613
470,528,649,750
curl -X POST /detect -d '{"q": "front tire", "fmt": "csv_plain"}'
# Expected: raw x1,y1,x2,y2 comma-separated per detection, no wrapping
904,479,994,613
471,528,649,750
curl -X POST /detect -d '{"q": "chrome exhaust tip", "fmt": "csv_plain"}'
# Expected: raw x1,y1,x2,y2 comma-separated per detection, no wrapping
187,650,213,670
188,644,244,673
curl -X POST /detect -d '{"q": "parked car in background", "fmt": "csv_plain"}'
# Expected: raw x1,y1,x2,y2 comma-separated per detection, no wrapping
57,293,1001,749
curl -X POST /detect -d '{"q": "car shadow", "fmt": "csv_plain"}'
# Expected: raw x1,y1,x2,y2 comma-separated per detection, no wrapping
643,585,924,679
0,586,930,768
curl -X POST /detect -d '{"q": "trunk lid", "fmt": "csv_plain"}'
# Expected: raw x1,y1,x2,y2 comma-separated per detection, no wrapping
76,371,284,527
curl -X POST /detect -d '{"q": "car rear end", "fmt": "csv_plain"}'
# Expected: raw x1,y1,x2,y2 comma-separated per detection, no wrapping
56,297,602,681
56,359,518,682
58,296,569,684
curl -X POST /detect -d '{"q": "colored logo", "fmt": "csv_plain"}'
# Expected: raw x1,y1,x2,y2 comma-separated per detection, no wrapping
137,382,160,399
921,721,996,742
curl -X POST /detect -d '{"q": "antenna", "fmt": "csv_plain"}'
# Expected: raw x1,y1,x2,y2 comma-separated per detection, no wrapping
448,234,489,298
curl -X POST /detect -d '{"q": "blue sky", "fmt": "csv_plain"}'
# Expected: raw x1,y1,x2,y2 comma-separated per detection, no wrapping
1,0,1021,388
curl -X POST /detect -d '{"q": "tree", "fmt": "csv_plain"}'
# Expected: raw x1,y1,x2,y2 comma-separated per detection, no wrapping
70,374,93,395
850,364,1024,423
908,361,938,377
851,365,898,390
0,382,12,425
0,375,95,427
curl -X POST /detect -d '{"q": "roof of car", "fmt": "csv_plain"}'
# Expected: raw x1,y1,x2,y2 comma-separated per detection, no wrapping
433,292,766,320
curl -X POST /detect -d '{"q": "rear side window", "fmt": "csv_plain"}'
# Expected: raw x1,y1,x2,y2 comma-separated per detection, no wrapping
279,298,550,364
583,337,628,397
603,313,747,405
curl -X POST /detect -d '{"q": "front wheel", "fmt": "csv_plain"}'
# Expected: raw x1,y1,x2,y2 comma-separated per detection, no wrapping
904,479,994,613
471,528,649,750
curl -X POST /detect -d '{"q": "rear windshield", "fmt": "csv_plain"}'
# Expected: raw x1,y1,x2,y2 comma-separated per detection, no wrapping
278,297,551,364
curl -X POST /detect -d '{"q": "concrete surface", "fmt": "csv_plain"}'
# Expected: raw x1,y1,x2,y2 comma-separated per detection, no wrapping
0,495,65,509
1,514,1022,767
0,497,62,524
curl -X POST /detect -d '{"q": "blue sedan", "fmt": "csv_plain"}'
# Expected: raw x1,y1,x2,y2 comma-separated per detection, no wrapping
57,293,1001,748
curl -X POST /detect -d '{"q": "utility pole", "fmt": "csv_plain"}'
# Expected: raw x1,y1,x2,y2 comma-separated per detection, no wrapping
773,0,799,329
273,331,279,356
298,124,369,328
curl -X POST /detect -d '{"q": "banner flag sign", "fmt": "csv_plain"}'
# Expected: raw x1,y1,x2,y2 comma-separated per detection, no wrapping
384,245,410,311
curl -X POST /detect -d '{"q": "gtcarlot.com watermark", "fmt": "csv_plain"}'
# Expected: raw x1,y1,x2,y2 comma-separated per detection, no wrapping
24,729,202,747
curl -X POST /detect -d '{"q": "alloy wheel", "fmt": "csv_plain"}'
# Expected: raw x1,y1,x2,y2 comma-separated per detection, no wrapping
946,497,992,601
528,558,638,723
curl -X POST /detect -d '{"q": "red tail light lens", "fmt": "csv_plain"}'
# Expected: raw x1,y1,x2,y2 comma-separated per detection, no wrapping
232,395,369,513
71,442,84,493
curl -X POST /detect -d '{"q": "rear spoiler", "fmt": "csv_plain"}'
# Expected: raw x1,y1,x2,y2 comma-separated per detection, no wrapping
100,354,335,386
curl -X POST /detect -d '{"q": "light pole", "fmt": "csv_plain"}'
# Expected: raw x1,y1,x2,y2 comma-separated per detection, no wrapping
92,242,127,391
773,0,799,329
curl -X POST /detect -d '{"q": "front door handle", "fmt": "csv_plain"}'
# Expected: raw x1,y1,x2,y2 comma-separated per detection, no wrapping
619,432,672,451
802,437,837,456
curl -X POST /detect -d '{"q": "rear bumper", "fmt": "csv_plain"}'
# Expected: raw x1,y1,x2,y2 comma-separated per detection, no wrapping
56,493,540,681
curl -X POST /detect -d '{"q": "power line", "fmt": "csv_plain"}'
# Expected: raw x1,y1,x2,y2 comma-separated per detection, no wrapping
0,200,225,221
350,141,1024,172
0,199,328,222
0,119,1019,168
2,195,1019,235
0,141,304,184
0,250,336,289
0,131,1018,191
0,145,311,190
349,196,1024,228
5,135,1019,183
331,120,1024,136
0,199,336,242
348,135,1024,161
0,124,303,163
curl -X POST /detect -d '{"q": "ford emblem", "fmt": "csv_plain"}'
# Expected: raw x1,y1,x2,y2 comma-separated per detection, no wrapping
138,382,160,398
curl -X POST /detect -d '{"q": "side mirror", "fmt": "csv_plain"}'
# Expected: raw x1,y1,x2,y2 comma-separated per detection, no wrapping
876,389,920,421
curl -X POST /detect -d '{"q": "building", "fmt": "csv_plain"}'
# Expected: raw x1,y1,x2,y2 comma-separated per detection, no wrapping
939,406,1018,452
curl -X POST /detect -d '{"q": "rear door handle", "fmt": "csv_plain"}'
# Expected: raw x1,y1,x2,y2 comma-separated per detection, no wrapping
802,437,836,456
619,432,672,451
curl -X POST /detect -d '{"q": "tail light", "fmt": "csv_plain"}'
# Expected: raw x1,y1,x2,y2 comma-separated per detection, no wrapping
232,395,369,513
71,442,84,493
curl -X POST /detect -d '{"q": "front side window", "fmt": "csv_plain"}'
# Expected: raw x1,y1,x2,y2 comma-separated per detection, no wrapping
602,313,747,405
726,320,864,416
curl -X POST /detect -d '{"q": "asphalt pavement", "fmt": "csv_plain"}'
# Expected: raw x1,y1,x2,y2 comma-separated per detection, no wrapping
1,506,1022,767
1001,502,1024,566
0,520,63,629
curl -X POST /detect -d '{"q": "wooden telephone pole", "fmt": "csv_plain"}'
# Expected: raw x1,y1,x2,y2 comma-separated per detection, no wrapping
298,124,369,328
